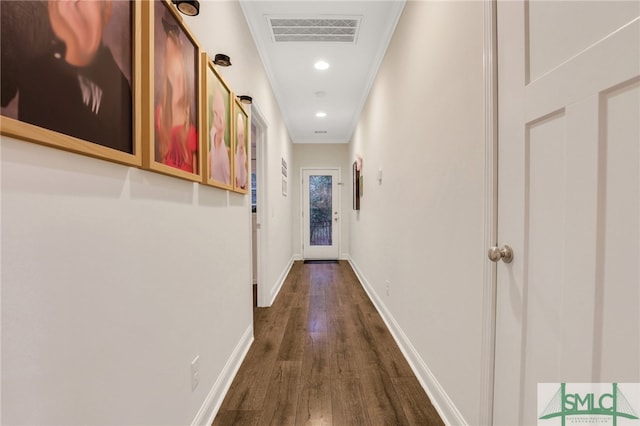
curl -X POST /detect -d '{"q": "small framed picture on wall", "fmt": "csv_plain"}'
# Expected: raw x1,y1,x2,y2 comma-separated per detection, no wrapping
232,97,249,194
202,53,233,190
353,160,360,210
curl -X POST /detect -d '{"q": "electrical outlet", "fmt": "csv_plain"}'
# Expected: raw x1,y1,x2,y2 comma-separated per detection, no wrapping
191,355,200,391
385,280,390,296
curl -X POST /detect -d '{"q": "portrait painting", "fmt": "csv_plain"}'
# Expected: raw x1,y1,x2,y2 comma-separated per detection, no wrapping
0,0,141,166
202,54,233,190
146,0,201,181
233,98,249,194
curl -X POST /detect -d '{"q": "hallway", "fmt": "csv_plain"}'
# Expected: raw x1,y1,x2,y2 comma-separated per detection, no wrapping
214,261,443,425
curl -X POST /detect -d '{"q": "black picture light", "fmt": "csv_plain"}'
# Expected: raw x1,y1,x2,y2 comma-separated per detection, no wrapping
172,0,199,17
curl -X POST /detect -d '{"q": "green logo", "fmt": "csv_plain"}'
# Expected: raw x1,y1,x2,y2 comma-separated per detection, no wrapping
539,383,639,426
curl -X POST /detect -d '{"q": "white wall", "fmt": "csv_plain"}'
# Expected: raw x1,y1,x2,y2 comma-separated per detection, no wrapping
292,144,351,259
349,1,486,424
1,2,293,424
186,3,295,310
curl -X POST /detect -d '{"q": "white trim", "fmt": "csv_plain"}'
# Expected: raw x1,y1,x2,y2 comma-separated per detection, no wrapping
265,256,294,307
480,1,498,425
191,324,254,426
348,257,467,426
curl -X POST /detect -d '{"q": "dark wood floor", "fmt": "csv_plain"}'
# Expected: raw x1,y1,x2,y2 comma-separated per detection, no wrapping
213,261,444,426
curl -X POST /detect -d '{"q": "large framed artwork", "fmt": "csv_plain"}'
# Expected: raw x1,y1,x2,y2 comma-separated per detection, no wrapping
0,0,142,166
143,0,202,181
233,97,249,194
202,53,233,190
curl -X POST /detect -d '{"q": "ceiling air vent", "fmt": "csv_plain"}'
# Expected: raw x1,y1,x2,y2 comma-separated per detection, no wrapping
314,130,328,134
268,16,361,43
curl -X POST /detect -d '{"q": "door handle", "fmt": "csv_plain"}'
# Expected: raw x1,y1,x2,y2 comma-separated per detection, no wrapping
488,245,514,263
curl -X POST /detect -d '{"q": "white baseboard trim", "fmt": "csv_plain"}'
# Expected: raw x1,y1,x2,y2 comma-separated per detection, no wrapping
191,324,254,426
266,256,294,306
347,257,467,426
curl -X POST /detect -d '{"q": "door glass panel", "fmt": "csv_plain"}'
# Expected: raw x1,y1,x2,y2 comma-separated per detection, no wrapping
309,175,332,246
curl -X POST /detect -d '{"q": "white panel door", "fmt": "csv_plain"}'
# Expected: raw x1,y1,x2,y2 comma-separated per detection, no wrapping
493,2,640,424
302,169,340,260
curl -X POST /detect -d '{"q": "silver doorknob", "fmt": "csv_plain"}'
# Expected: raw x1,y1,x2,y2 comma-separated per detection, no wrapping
488,245,514,263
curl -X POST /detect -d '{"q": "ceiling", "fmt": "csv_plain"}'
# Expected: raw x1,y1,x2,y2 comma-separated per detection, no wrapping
239,0,406,143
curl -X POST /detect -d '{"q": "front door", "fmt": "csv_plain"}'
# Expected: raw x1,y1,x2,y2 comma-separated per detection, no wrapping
493,2,639,424
302,169,340,260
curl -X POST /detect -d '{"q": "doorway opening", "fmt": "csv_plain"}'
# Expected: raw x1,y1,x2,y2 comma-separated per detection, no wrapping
301,168,341,260
251,104,268,308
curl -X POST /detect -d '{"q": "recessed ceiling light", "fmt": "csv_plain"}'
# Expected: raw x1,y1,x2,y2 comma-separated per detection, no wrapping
316,112,327,118
314,61,330,71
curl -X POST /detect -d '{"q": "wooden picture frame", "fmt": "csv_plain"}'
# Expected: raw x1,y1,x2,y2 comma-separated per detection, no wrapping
143,0,202,181
201,53,233,190
0,0,142,166
353,161,361,210
232,97,249,194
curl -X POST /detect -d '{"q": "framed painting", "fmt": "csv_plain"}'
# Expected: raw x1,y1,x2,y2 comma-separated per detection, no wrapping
0,0,142,166
353,160,360,210
201,53,233,190
143,0,202,181
232,97,249,194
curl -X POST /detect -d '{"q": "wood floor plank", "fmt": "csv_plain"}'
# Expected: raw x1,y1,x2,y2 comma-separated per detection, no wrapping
217,344,276,411
301,332,330,380
253,306,288,340
277,307,307,361
330,377,371,426
391,377,445,426
212,410,261,426
295,377,332,426
346,305,384,369
362,311,415,378
219,307,289,410
295,332,332,425
359,366,410,425
258,361,302,426
327,313,361,377
307,295,328,333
